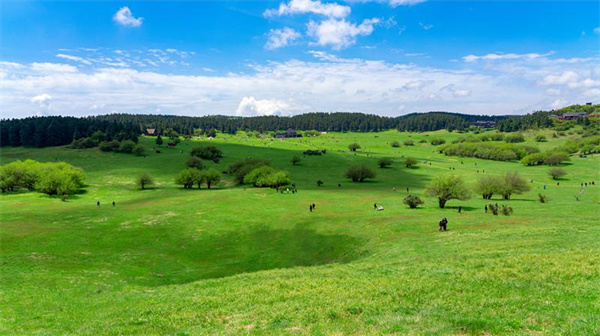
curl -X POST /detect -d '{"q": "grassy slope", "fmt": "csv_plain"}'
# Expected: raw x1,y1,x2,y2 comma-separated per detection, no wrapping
0,130,599,335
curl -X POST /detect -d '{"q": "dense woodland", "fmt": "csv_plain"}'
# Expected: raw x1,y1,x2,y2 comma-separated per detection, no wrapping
1,105,598,148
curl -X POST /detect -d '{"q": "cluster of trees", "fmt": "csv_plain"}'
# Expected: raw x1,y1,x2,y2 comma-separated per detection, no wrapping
473,173,531,200
226,158,290,188
430,138,446,145
175,168,221,189
190,146,223,163
521,151,570,166
396,112,505,132
0,160,85,201
99,139,145,155
441,142,539,161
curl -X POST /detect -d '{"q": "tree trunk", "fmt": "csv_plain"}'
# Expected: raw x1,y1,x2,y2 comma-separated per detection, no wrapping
438,198,446,208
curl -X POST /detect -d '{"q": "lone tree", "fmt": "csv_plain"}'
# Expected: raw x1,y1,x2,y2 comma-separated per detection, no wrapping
155,135,163,145
404,157,418,168
426,174,471,208
137,173,154,190
499,172,530,199
348,143,361,152
344,165,376,182
378,157,393,168
291,156,302,165
403,195,424,209
548,167,567,180
202,168,221,189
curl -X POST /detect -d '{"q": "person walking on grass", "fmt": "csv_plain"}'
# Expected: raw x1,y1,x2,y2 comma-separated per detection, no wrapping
458,205,462,214
112,201,115,207
484,205,488,213
97,201,100,207
309,204,313,212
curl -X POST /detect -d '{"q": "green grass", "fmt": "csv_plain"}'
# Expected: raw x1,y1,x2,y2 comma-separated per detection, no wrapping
1,130,599,335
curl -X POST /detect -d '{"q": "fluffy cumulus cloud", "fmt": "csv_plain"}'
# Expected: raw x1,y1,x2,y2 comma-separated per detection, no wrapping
235,97,292,116
307,18,379,49
265,28,302,50
264,0,351,18
1,51,599,118
113,7,143,27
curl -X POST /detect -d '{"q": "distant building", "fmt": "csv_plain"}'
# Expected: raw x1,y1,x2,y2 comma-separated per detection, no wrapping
559,112,587,120
274,128,303,139
146,128,156,136
472,120,496,128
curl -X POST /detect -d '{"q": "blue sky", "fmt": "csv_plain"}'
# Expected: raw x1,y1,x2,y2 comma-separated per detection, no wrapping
1,0,599,118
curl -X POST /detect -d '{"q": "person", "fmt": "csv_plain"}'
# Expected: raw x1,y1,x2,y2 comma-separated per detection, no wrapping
406,187,409,193
458,205,462,213
309,204,313,212
312,203,316,210
112,201,115,206
484,205,488,213
557,182,559,186
97,201,100,207
374,203,377,210
338,183,341,188
543,185,546,190
439,218,448,231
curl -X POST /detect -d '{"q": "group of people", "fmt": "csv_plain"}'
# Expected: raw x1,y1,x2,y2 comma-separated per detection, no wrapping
309,203,316,212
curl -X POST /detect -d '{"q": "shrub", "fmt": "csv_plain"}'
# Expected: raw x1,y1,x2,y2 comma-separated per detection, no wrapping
137,173,154,190
430,138,446,145
403,195,424,208
426,174,471,208
133,145,145,156
418,139,428,143
317,180,323,187
99,140,120,152
348,143,361,152
35,162,85,200
190,146,223,162
548,168,566,180
118,140,136,153
404,139,414,146
227,159,270,184
535,135,547,142
186,156,205,169
404,157,418,168
521,152,547,166
490,133,505,141
201,168,221,189
499,172,530,199
70,137,98,149
378,157,393,168
501,205,513,216
390,141,400,148
244,166,290,188
544,152,569,165
344,165,376,182
0,159,41,192
441,142,537,161
538,193,550,203
291,156,302,165
505,133,525,143
474,175,502,199
488,203,499,216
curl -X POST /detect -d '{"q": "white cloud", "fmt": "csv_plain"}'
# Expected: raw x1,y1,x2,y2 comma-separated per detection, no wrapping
30,93,52,104
265,0,351,18
236,97,291,116
56,54,92,65
113,7,143,27
539,71,579,86
30,62,78,73
463,52,554,62
419,22,433,30
307,18,379,49
265,27,302,50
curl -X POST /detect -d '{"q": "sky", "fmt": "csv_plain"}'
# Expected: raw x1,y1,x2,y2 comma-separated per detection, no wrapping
1,0,599,119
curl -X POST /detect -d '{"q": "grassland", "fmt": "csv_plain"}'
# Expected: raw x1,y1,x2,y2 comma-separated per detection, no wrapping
1,130,599,335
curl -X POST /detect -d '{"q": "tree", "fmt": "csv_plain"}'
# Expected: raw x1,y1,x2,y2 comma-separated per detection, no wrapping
404,157,418,168
390,141,400,148
548,168,567,180
36,162,85,200
474,175,502,199
190,146,223,162
521,152,547,166
118,140,136,153
498,172,530,199
291,156,302,165
137,173,154,190
403,195,424,208
378,157,393,168
344,165,376,182
504,133,525,143
133,144,145,156
243,166,290,188
426,174,471,208
175,168,201,189
91,131,107,142
348,143,361,152
186,156,204,169
156,135,164,145
544,152,569,165
317,180,323,187
202,169,221,189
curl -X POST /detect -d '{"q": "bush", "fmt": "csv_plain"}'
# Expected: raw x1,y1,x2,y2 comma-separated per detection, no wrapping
390,141,400,148
190,146,223,162
244,166,290,188
317,180,323,187
291,156,302,165
35,162,85,201
548,168,567,180
202,168,221,189
441,142,538,161
118,140,136,153
538,193,550,203
488,203,499,216
186,156,205,169
403,195,424,208
501,205,513,216
133,144,145,156
137,173,154,190
378,157,393,168
521,152,547,166
404,157,418,168
544,152,569,165
426,174,471,208
535,135,547,142
404,139,414,146
490,133,505,141
344,165,376,182
70,137,98,149
505,133,525,143
430,138,446,145
474,175,502,199
227,159,271,184
348,143,361,152
0,159,41,192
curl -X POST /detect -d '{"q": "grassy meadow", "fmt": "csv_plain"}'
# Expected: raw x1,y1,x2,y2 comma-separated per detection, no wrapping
1,130,599,335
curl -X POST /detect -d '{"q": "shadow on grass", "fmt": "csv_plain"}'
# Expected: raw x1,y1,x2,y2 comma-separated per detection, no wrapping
122,225,367,287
